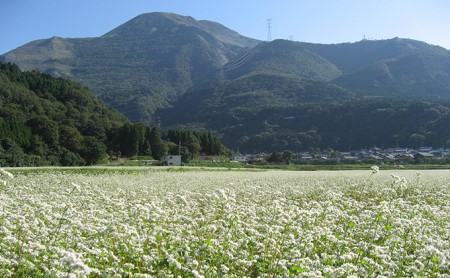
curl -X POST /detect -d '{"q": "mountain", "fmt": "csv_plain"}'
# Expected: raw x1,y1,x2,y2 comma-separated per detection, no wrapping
0,12,259,122
2,13,450,151
220,37,450,100
302,38,450,99
158,39,450,151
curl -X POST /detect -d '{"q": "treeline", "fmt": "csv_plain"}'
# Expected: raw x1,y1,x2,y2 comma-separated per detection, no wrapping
107,123,228,162
164,129,228,162
161,67,450,153
0,62,227,166
228,98,450,152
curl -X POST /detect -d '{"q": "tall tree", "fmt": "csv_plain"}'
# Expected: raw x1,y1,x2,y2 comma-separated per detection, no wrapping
80,136,107,165
149,127,166,160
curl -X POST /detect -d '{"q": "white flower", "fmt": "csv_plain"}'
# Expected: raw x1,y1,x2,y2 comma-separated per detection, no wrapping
371,165,379,174
221,264,230,273
0,168,14,179
192,270,204,278
1,169,448,276
71,182,81,192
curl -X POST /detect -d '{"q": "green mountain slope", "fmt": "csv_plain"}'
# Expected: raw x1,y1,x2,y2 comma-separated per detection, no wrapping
303,38,450,99
0,62,229,166
1,12,259,122
2,14,450,152
222,40,341,81
160,84,450,151
158,39,450,152
0,62,128,165
162,72,352,126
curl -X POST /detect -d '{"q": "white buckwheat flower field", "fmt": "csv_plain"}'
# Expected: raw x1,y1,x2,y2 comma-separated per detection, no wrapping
0,168,449,277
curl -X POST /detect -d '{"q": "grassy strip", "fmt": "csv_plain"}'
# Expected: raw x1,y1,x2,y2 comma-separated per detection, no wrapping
6,165,262,175
5,167,148,176
245,164,450,171
5,164,449,176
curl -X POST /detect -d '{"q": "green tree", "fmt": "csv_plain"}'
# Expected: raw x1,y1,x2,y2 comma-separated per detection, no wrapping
29,135,48,157
26,116,59,147
184,134,201,161
166,141,179,155
267,152,283,164
409,133,426,148
59,148,85,166
59,125,83,153
81,136,107,165
282,150,294,165
148,127,167,160
0,138,27,167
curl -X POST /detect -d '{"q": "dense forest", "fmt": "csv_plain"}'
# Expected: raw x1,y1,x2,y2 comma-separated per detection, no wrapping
222,98,450,152
1,61,448,165
0,63,227,166
161,71,450,152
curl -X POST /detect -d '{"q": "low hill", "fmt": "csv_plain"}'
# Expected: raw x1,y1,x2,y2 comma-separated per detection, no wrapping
160,71,353,128
0,62,128,165
0,63,229,166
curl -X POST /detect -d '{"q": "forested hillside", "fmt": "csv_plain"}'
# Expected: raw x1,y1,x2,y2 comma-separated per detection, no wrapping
158,38,450,152
161,81,450,152
0,63,227,166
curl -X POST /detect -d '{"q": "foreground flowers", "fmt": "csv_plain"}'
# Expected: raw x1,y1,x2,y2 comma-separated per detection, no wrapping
0,168,14,186
0,169,449,277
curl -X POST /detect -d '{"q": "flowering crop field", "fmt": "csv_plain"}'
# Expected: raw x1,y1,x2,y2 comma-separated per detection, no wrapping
0,168,449,277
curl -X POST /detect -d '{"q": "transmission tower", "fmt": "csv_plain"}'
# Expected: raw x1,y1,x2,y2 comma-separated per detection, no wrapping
266,18,272,41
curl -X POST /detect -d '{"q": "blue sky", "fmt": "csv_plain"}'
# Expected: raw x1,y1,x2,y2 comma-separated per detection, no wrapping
1,0,450,54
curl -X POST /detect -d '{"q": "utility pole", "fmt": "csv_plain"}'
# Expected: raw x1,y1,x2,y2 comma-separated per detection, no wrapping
267,18,272,42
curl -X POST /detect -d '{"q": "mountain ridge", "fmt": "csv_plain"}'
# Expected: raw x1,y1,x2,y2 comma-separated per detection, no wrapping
1,12,450,151
1,12,260,122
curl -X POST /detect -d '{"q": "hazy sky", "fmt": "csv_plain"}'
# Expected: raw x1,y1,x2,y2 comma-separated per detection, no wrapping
1,0,450,54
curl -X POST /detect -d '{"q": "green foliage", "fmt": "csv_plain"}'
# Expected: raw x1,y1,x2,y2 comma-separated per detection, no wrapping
162,78,450,151
0,62,230,166
164,129,229,162
80,137,107,165
0,62,126,166
267,152,284,164
148,127,167,160
0,119,32,148
0,138,27,167
110,123,151,157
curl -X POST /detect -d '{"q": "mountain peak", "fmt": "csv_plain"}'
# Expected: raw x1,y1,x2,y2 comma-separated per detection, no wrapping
102,12,259,48
2,12,450,126
103,12,216,38
102,12,194,37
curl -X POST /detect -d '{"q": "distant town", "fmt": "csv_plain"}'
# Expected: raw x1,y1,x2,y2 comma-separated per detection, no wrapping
231,147,450,165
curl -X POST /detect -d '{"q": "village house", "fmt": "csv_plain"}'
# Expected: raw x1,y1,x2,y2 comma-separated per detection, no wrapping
162,155,181,166
231,154,248,164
